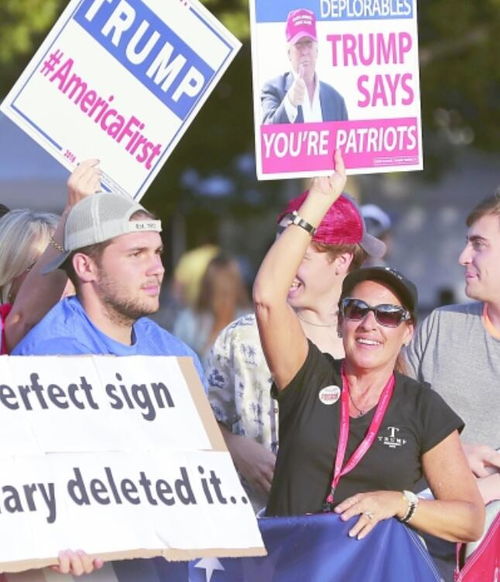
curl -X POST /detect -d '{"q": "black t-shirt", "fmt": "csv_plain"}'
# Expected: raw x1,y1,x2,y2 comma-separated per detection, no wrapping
265,341,464,517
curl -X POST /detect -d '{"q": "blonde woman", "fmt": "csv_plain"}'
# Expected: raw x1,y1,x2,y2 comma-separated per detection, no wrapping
1,160,101,354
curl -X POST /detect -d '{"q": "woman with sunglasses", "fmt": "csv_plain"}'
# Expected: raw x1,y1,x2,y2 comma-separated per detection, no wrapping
253,150,484,543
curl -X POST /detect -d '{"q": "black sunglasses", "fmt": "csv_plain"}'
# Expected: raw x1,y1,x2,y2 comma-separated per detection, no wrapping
340,297,411,328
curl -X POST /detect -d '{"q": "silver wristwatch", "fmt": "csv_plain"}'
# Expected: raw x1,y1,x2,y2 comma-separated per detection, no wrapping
286,211,317,237
400,490,419,523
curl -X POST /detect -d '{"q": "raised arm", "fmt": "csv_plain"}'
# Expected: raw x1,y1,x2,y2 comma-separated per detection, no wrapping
252,150,346,389
5,159,101,351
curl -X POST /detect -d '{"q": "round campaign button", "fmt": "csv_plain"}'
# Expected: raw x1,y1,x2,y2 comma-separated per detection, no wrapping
318,385,341,405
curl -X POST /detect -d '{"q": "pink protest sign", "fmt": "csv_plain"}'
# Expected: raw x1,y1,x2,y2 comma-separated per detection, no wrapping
249,1,422,179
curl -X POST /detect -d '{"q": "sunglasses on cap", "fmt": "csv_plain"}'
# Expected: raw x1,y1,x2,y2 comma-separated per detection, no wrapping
340,298,411,328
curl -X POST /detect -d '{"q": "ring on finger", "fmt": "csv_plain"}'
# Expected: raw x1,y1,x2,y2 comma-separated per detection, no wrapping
364,511,374,520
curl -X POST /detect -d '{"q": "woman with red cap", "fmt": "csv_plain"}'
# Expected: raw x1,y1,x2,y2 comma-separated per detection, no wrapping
206,173,385,514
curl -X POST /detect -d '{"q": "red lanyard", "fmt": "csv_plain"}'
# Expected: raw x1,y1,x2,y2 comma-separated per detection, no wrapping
322,365,395,511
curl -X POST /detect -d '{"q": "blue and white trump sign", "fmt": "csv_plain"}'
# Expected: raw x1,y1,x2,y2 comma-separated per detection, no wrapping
0,0,241,200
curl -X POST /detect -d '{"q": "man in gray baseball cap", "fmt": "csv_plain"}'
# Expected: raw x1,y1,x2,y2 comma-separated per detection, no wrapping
13,192,205,383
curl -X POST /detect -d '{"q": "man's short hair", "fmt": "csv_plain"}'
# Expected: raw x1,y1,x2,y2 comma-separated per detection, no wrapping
466,191,500,227
312,241,367,272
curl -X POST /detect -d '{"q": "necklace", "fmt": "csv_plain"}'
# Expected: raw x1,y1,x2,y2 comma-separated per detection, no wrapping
348,390,366,417
297,313,336,328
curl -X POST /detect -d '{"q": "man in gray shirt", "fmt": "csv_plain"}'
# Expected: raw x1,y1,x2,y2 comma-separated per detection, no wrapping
406,193,500,504
406,192,500,581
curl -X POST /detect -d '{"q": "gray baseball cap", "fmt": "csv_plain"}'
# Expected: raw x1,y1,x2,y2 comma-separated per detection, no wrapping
43,193,162,273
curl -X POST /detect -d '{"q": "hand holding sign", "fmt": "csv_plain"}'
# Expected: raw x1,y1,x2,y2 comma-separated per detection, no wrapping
67,159,103,202
308,149,346,201
51,550,104,576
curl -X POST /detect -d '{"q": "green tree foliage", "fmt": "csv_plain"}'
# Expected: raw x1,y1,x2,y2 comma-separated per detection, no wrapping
0,0,61,86
418,0,500,172
202,0,250,38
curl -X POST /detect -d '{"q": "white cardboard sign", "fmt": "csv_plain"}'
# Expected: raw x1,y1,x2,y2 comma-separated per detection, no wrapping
0,355,265,573
0,0,241,200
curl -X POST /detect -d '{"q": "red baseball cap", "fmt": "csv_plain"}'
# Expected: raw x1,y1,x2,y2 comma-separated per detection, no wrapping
286,9,317,44
276,191,386,259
